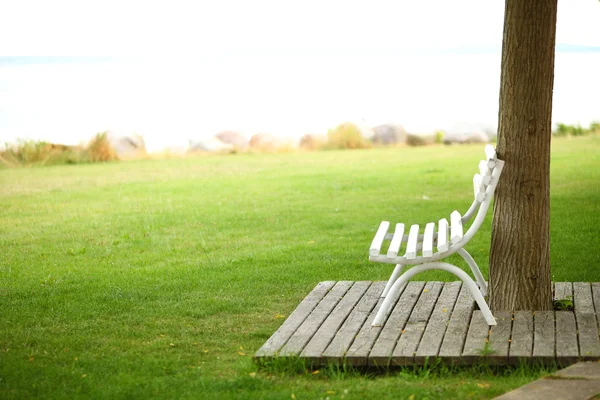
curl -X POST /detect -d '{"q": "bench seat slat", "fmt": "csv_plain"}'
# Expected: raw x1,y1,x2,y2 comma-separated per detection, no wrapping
387,223,405,258
370,221,390,257
437,218,449,252
422,222,435,257
405,224,420,259
450,211,463,244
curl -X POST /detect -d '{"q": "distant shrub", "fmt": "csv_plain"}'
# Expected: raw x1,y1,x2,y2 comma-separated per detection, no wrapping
326,123,370,149
434,131,445,144
571,125,585,136
249,133,296,153
44,144,85,164
553,122,599,137
86,132,118,162
299,134,326,151
406,134,435,147
0,140,84,167
249,133,278,151
1,139,48,166
1,132,119,167
554,123,569,137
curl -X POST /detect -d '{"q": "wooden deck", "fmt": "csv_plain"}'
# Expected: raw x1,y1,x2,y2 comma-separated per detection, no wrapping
255,281,600,367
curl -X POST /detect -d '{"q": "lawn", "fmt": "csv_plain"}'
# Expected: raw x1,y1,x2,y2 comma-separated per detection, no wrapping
1,136,598,399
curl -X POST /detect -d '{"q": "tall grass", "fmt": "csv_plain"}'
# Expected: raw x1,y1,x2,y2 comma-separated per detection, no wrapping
86,132,118,162
1,132,118,167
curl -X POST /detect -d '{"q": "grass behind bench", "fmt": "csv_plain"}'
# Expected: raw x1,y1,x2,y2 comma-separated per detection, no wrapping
1,136,598,399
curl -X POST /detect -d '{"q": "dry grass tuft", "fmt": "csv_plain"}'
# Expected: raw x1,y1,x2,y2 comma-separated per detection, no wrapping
326,123,371,149
86,132,118,162
1,132,119,167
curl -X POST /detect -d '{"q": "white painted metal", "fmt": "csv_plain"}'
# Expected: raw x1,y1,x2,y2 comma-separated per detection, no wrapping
370,221,389,257
473,174,486,202
450,211,463,243
368,146,505,327
485,144,497,161
367,158,505,266
405,224,420,259
371,262,497,326
437,218,449,252
457,248,487,296
461,199,479,223
478,160,492,185
387,223,405,258
422,222,435,257
380,264,405,298
484,145,497,169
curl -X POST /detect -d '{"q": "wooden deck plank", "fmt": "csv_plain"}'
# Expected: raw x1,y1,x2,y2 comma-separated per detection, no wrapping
555,311,579,366
279,281,354,356
509,311,534,365
391,281,444,365
414,281,462,364
438,282,475,363
368,281,425,367
257,281,600,366
321,282,385,361
591,283,600,316
487,311,512,365
573,282,600,359
576,312,600,359
592,283,600,339
462,311,491,364
532,311,555,365
574,282,595,313
344,282,406,366
255,281,336,358
554,282,573,301
301,281,371,363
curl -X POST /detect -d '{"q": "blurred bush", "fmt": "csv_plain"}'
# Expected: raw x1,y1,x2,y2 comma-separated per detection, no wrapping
406,134,435,147
326,123,371,149
299,133,326,151
86,132,118,162
1,132,119,167
434,131,445,144
553,121,599,137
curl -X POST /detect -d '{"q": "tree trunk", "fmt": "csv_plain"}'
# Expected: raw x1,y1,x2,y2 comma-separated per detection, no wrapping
489,0,557,311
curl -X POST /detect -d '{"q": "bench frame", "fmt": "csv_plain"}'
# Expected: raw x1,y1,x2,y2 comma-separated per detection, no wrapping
369,145,504,326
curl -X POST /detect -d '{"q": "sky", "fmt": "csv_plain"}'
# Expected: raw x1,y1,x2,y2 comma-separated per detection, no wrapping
1,0,599,152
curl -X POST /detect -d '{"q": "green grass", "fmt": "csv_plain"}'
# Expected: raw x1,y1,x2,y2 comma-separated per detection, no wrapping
1,136,599,399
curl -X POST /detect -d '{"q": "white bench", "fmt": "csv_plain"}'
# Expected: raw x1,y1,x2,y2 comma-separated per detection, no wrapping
369,145,504,326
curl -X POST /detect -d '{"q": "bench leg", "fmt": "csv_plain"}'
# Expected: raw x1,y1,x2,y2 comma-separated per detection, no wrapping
457,248,488,296
381,264,405,298
371,262,496,327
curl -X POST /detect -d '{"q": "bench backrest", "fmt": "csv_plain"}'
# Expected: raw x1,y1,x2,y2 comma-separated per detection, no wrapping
368,145,504,264
472,145,502,203
461,145,504,244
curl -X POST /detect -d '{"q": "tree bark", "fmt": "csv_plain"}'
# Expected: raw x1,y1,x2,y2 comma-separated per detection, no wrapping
489,0,557,311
